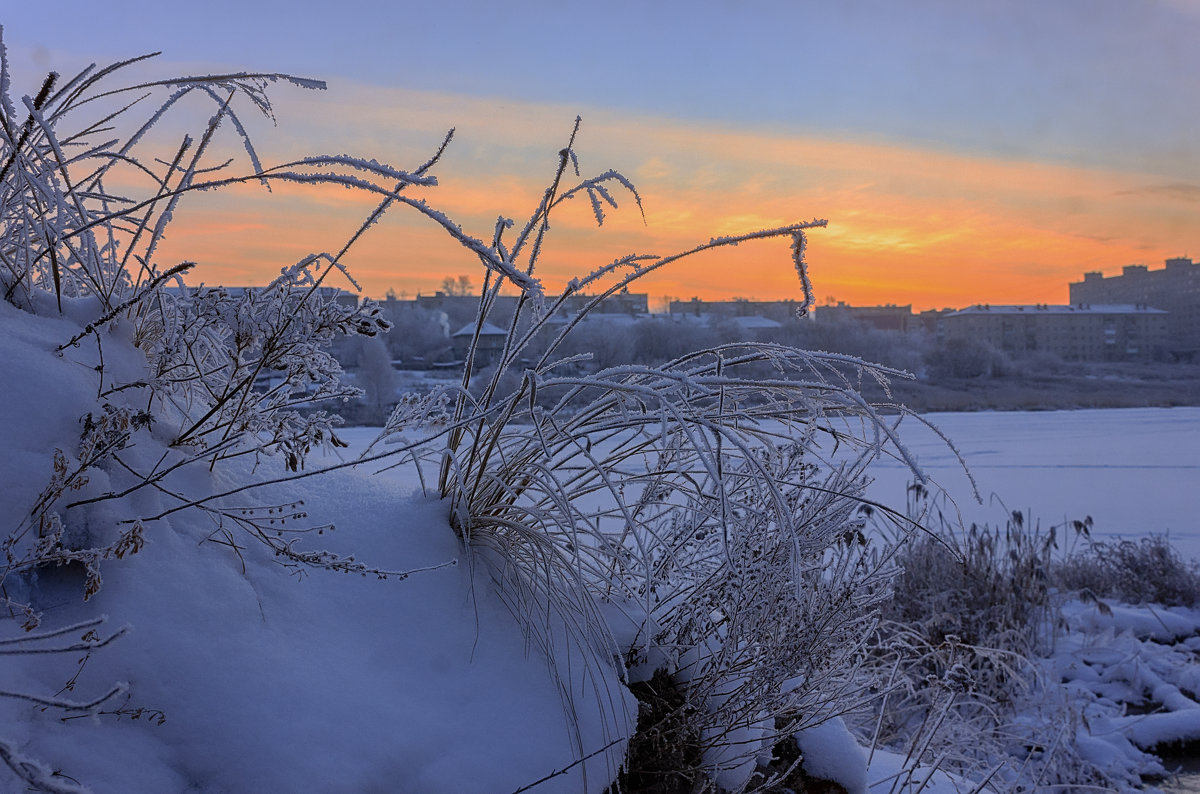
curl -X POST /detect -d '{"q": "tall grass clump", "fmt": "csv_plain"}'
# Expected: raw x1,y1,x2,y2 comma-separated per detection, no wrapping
860,495,1157,790
349,116,946,789
1055,531,1200,608
862,504,1053,783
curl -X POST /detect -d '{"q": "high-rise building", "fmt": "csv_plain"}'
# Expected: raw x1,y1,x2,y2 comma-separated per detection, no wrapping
1069,258,1200,357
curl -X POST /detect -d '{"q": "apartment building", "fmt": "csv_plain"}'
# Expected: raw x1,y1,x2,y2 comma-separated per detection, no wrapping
815,301,916,333
942,304,1168,361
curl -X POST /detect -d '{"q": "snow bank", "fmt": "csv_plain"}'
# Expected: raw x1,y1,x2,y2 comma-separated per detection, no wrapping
795,717,866,794
1062,598,1200,642
0,304,633,792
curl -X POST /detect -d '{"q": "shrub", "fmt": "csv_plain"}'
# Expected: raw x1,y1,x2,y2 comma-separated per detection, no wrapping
924,337,1010,380
794,313,928,374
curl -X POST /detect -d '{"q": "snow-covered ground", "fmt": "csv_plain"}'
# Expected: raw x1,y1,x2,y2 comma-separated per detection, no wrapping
4,290,1200,792
0,301,631,793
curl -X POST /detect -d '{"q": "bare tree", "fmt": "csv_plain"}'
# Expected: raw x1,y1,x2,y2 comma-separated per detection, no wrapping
440,274,474,296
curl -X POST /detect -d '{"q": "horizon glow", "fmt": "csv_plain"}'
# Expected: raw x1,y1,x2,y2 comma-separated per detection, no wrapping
3,2,1198,311
135,89,1197,312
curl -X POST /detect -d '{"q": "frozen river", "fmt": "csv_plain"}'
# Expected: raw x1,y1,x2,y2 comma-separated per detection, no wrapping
864,406,1200,560
338,405,1200,560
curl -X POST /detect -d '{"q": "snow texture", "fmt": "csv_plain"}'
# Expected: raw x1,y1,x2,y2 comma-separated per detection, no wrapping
0,303,632,793
794,717,867,794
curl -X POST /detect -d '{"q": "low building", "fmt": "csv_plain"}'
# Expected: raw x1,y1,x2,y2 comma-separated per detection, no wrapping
451,321,508,367
916,308,956,341
942,304,1168,361
668,297,805,322
815,302,916,333
558,291,649,316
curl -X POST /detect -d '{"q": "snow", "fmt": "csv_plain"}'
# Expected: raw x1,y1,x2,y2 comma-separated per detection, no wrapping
1062,599,1200,643
795,718,867,794
866,749,977,794
0,302,632,793
4,295,1200,792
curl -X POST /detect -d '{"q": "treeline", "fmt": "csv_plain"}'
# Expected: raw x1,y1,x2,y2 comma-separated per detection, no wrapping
330,304,1200,421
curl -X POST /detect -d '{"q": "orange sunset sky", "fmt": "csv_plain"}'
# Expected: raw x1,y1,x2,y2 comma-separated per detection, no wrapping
5,1,1199,311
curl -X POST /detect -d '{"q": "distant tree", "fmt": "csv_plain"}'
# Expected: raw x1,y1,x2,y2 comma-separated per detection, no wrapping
788,315,927,373
441,274,474,296
924,337,1009,379
632,318,721,364
557,322,636,370
357,336,399,421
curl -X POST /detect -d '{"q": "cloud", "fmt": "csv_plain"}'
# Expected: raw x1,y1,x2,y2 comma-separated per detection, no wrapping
131,82,1198,310
1117,182,1200,203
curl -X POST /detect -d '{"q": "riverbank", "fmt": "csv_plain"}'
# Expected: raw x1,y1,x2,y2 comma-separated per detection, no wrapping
865,362,1200,413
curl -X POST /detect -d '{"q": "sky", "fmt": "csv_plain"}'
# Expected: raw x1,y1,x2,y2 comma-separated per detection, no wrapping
4,0,1200,310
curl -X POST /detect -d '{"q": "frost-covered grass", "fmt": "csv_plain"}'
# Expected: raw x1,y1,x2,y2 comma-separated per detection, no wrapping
5,34,1200,794
0,37,932,793
849,495,1200,793
1056,533,1200,609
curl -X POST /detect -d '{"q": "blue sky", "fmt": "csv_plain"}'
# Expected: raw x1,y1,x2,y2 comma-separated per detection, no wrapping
4,1,1199,307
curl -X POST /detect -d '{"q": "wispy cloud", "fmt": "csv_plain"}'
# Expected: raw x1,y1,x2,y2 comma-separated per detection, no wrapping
1117,182,1200,203
146,84,1198,310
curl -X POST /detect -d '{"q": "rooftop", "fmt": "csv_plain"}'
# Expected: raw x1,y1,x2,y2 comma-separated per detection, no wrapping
948,303,1167,317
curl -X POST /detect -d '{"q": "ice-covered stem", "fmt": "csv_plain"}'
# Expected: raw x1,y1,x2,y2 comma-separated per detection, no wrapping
792,228,816,317
0,739,90,794
0,616,127,655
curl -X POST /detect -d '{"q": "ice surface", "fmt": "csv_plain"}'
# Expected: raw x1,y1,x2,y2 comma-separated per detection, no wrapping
865,407,1200,559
